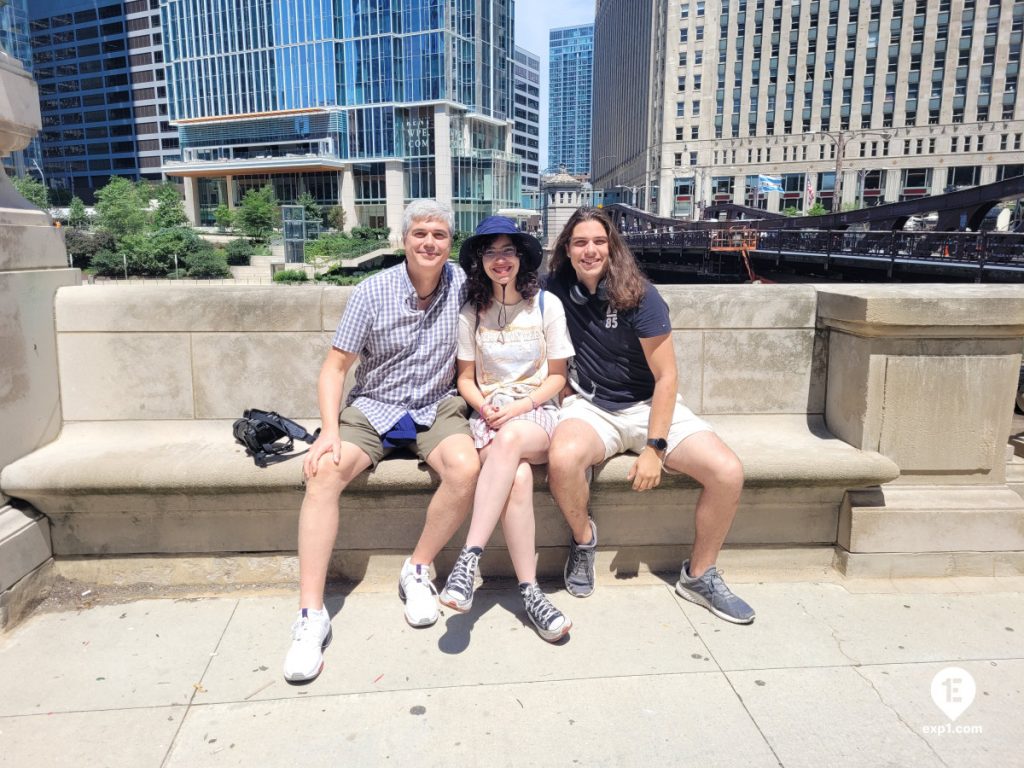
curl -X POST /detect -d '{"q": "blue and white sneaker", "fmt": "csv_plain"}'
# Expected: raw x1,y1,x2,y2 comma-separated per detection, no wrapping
675,560,755,625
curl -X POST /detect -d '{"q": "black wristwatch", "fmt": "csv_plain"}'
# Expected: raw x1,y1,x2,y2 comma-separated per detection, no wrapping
646,437,668,452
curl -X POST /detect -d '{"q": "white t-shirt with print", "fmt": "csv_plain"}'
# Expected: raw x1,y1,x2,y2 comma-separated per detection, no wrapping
457,291,575,403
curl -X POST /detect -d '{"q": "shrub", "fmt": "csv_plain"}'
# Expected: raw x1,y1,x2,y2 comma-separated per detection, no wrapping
274,269,309,283
64,229,115,270
224,238,255,266
90,249,128,277
316,268,382,286
185,247,231,278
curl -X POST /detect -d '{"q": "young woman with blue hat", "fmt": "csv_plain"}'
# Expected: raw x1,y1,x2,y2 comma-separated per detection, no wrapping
439,216,575,642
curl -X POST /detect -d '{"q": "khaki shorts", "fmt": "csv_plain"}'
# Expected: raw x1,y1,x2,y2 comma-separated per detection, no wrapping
558,393,713,461
340,396,472,468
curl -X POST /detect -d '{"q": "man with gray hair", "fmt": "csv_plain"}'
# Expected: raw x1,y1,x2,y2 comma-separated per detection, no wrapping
283,199,479,683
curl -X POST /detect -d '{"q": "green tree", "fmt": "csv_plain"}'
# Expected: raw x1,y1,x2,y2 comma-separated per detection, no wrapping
326,204,347,231
147,226,205,276
95,177,149,240
297,191,322,225
783,206,801,217
68,196,90,229
152,182,188,228
214,203,234,232
805,201,827,217
12,175,48,209
237,185,277,242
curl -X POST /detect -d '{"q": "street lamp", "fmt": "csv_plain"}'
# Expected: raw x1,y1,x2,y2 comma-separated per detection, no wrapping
29,157,47,190
824,130,892,211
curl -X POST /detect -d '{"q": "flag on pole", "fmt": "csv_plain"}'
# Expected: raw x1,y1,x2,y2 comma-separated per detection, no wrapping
757,174,782,193
805,177,815,209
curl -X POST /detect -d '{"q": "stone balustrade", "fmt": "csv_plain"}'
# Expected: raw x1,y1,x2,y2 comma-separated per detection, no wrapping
2,281,1022,619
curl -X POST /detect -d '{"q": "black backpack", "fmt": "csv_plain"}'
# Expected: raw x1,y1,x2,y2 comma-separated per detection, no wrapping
232,409,320,467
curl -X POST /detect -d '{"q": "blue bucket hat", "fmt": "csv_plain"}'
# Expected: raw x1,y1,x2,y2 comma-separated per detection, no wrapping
458,216,543,274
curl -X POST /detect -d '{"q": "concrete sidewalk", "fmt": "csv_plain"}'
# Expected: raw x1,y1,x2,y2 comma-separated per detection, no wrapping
1,572,1022,768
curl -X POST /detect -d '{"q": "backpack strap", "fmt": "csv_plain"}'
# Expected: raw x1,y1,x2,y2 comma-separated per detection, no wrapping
539,288,545,318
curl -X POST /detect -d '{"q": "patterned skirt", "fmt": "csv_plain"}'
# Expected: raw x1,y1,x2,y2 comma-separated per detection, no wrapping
469,393,559,449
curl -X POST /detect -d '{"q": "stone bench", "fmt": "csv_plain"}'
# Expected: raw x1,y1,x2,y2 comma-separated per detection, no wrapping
1,283,913,584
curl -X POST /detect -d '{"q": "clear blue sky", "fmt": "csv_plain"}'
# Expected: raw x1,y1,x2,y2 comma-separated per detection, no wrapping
515,0,595,170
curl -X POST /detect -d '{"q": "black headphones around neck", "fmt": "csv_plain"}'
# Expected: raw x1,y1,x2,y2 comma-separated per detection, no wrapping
569,278,609,305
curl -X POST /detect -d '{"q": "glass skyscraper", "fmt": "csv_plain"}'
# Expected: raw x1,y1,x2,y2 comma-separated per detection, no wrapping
27,0,178,202
0,0,42,181
161,0,520,233
548,24,594,178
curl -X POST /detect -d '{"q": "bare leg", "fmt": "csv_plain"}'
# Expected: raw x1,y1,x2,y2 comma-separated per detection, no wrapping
465,421,549,550
298,443,373,609
547,418,607,544
412,433,480,565
663,431,744,577
498,461,539,584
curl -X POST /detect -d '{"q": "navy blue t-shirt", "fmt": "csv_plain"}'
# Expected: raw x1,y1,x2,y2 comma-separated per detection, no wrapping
545,272,672,410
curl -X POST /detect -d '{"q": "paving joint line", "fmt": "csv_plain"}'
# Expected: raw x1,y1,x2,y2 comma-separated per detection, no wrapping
158,598,240,768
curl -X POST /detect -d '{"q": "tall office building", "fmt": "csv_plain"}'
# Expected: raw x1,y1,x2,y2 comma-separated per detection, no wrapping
548,24,594,178
512,46,541,198
0,0,42,181
593,0,1024,218
27,0,178,202
160,0,519,234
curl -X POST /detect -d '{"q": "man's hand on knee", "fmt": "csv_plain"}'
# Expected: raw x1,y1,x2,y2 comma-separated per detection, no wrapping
304,434,342,479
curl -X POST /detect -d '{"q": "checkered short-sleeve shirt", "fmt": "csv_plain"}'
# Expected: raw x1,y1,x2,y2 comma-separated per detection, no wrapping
332,261,467,434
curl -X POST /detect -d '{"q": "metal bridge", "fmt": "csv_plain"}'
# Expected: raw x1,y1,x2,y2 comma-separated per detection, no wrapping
607,174,1024,282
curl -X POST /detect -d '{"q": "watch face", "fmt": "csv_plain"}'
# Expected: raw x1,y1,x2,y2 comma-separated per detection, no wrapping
648,438,668,451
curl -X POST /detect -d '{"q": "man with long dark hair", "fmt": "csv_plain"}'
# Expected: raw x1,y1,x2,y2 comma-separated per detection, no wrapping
545,207,755,624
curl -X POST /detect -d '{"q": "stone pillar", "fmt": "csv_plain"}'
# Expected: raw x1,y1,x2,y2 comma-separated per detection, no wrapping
883,168,901,204
0,52,78,628
181,176,201,225
384,160,404,246
817,285,1024,577
658,167,674,218
433,105,453,210
225,175,235,209
339,168,356,232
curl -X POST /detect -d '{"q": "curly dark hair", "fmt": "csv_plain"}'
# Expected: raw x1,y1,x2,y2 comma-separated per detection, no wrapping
464,235,540,314
549,207,648,311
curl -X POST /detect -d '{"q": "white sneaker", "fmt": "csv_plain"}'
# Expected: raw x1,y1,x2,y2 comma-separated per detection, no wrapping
282,607,332,683
398,558,439,627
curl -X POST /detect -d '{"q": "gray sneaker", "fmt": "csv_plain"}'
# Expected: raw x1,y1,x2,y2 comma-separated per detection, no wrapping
675,560,755,624
563,518,597,597
439,547,481,612
520,582,571,642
